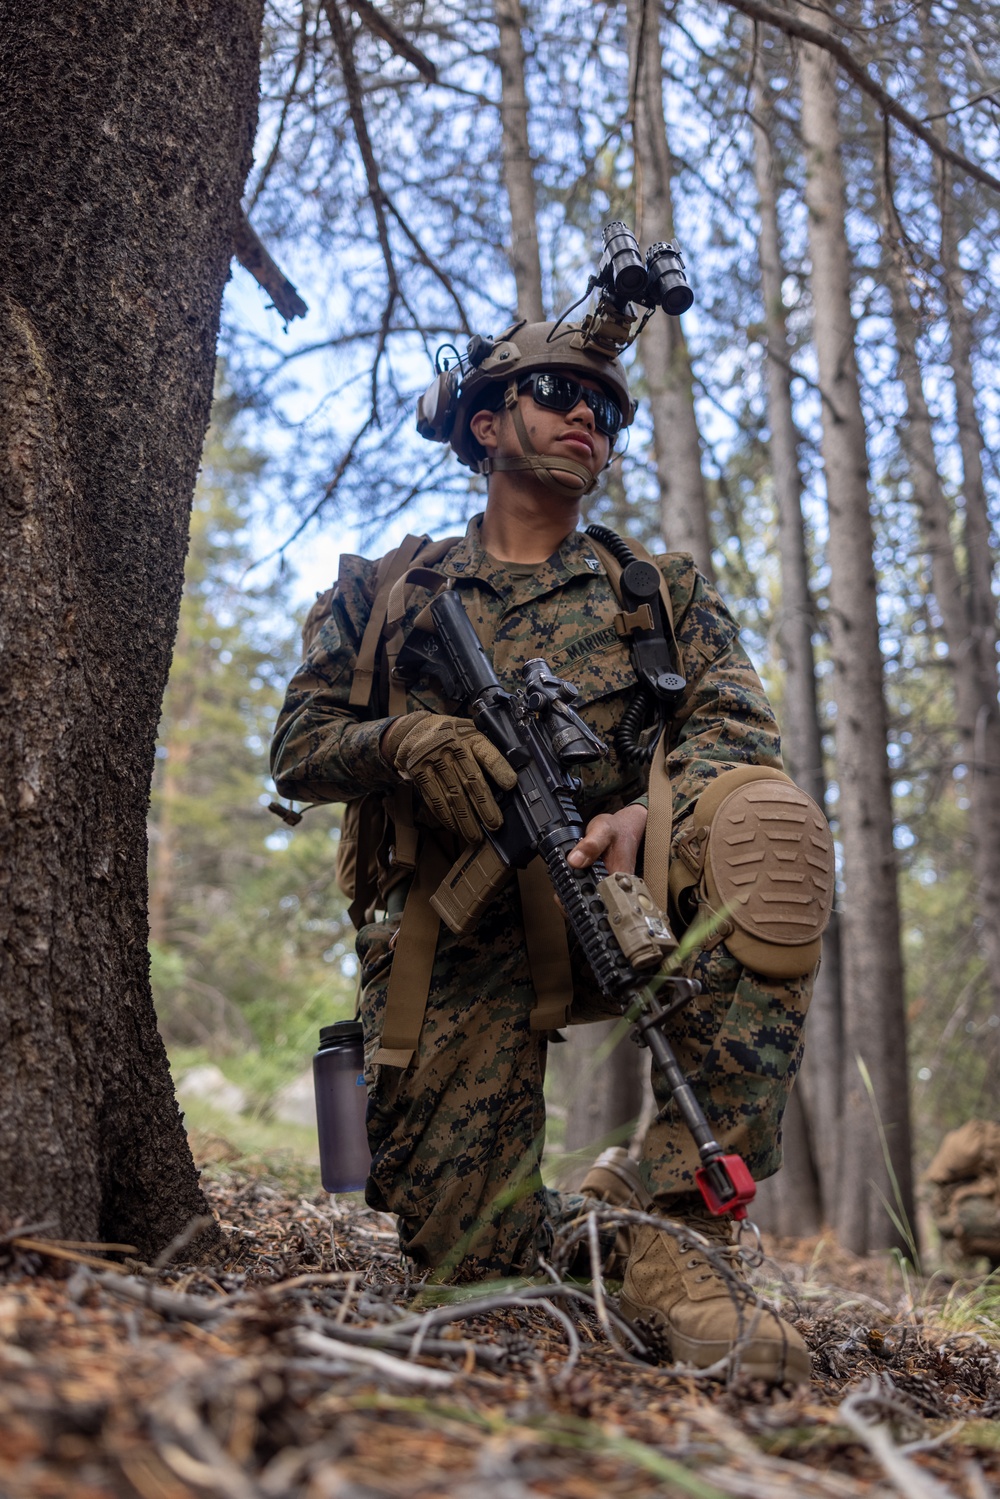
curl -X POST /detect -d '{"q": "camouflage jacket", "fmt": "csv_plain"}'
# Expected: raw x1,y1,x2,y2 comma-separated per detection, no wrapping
271,516,782,837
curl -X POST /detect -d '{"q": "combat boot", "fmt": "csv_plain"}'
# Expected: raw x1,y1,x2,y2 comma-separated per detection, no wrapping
619,1212,811,1385
579,1146,652,1278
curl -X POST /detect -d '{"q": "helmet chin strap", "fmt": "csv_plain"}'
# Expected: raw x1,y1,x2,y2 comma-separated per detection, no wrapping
479,381,599,497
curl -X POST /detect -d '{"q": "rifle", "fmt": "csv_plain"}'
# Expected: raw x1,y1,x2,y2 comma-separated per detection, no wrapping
394,585,756,1220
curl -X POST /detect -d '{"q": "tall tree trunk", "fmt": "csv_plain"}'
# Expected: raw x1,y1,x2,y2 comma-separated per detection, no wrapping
628,0,715,577
797,10,914,1253
921,61,1000,1089
747,69,834,1235
883,209,1000,1065
0,0,262,1256
495,0,544,321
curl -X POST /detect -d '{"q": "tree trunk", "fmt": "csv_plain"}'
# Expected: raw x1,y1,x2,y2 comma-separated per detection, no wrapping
0,0,262,1257
884,216,1000,1062
919,63,1000,1091
628,0,715,577
747,70,835,1235
797,10,914,1254
495,0,544,322
547,1022,646,1189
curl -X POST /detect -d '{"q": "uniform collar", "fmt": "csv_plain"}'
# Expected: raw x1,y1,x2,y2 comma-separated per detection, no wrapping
441,514,605,596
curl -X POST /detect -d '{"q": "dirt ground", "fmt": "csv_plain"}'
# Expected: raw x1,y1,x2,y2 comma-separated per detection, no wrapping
2,1158,999,1499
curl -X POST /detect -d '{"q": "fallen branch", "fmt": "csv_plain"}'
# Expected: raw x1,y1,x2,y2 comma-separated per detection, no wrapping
233,212,309,324
295,1327,456,1386
12,1237,134,1273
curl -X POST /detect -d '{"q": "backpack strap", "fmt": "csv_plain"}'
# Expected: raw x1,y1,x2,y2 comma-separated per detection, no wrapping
349,533,429,709
584,532,679,914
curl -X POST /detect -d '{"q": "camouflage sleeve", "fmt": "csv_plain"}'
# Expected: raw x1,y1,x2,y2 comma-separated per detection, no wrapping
269,555,400,804
660,557,783,827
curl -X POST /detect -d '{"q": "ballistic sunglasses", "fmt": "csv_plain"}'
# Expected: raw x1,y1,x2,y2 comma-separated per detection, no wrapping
516,371,625,438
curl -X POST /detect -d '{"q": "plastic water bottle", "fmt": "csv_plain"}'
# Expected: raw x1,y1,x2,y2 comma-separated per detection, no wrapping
313,1021,371,1192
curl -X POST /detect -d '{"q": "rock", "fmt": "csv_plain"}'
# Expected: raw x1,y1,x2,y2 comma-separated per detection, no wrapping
188,1128,240,1166
177,1063,247,1117
273,1068,317,1130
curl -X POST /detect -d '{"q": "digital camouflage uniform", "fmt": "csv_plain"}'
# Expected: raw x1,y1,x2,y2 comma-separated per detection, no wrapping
271,515,812,1279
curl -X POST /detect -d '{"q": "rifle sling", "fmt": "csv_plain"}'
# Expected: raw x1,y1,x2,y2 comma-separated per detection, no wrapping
518,859,574,1032
372,837,451,1069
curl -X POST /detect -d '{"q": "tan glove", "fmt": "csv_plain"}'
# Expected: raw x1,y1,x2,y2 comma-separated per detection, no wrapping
381,711,517,843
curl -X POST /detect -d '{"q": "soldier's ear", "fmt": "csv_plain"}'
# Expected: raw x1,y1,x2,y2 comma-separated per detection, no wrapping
469,406,503,453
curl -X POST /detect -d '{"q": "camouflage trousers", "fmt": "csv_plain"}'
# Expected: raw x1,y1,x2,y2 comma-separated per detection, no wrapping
358,880,813,1281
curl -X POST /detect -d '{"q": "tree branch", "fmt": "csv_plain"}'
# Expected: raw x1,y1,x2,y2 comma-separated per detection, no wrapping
351,0,438,83
717,0,1000,197
233,211,308,323
324,0,408,415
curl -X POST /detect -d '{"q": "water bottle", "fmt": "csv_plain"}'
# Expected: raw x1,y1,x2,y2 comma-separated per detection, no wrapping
313,1021,371,1192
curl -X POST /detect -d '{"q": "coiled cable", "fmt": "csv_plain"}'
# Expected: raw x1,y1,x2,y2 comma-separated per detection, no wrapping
585,524,668,766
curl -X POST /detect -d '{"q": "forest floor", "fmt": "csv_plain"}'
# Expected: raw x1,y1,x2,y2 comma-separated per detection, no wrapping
2,1136,1000,1499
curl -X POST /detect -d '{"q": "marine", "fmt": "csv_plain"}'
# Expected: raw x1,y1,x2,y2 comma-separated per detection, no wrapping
271,300,833,1385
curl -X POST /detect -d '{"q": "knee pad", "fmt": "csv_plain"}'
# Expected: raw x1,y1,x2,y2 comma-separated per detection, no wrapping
668,766,834,979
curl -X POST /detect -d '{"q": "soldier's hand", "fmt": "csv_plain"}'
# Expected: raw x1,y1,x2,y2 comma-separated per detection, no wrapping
381,711,518,843
567,804,648,876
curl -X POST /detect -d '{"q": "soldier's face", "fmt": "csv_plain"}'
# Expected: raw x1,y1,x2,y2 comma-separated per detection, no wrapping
472,378,612,492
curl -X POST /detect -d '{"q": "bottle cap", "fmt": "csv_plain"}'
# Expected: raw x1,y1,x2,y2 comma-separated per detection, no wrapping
318,1020,364,1048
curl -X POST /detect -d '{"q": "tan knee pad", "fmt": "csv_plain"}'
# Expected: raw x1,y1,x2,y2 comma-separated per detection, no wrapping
669,766,834,979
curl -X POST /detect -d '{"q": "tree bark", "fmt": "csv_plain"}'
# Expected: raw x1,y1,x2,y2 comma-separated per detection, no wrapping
0,0,262,1257
797,11,914,1253
918,68,1000,1097
495,0,544,322
629,0,715,577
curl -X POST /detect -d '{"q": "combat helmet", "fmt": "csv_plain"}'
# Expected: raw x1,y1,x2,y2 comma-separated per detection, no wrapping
416,318,636,496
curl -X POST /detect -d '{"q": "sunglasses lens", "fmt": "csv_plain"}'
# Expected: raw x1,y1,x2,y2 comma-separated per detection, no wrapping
523,373,623,437
530,373,575,411
589,391,622,436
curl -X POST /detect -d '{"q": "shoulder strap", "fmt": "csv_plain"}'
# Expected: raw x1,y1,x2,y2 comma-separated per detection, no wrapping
585,532,682,669
349,533,429,708
347,533,462,711
585,530,679,914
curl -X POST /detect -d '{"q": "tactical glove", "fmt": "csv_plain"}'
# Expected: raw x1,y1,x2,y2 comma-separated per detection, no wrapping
381,711,517,843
